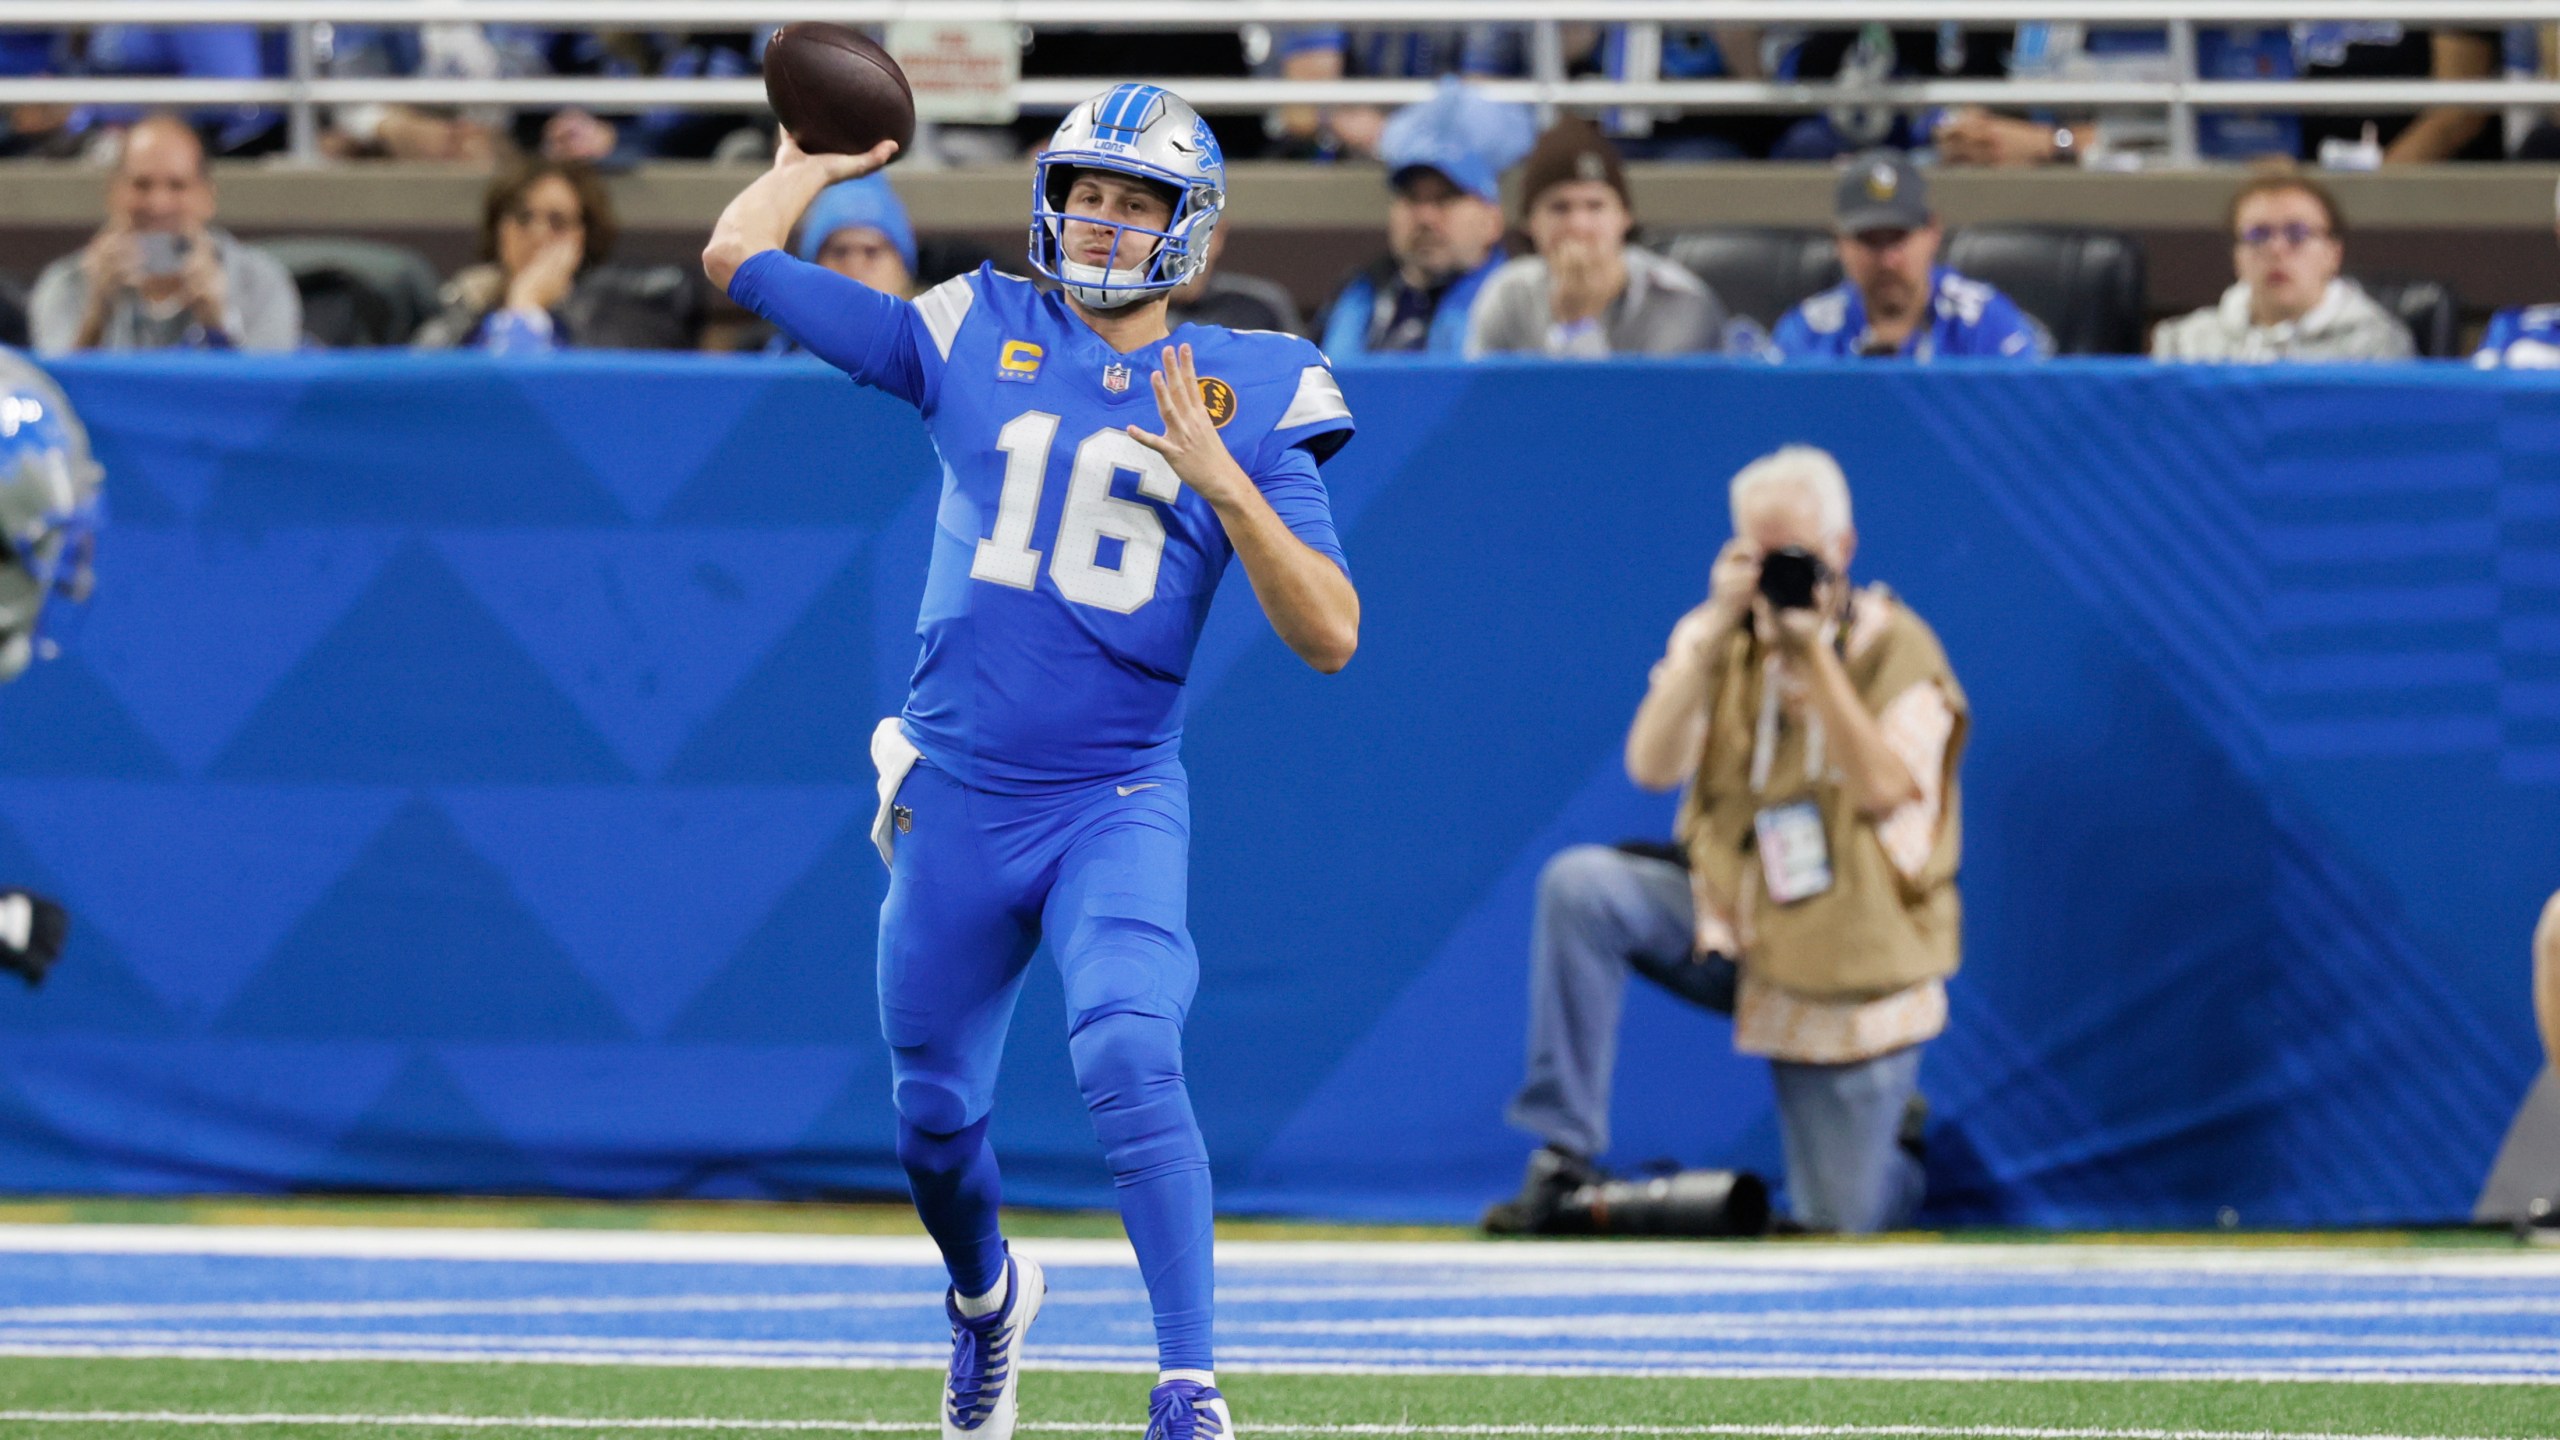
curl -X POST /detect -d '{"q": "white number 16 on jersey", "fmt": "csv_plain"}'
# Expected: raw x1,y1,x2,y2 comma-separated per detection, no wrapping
969,409,1181,614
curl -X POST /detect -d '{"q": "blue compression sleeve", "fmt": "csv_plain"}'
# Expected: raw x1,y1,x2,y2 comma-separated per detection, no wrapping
896,1113,1008,1298
728,249,935,408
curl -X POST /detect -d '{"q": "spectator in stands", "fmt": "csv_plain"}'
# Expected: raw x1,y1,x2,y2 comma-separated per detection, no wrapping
1487,445,1966,1237
77,23,283,158
30,115,300,355
2475,179,2560,368
2152,173,2413,363
1169,227,1302,336
1593,25,1785,161
1766,25,2010,162
319,22,544,163
1465,119,1723,359
799,174,915,297
0,32,78,159
532,31,771,165
1769,152,2049,361
1265,26,1526,159
1318,82,1529,358
415,160,634,354
765,175,915,355
1936,25,2507,169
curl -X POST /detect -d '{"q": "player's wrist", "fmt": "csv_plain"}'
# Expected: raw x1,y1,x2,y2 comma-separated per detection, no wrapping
1185,454,1256,511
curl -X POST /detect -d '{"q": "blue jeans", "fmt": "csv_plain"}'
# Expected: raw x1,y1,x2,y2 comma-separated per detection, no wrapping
1505,844,1927,1233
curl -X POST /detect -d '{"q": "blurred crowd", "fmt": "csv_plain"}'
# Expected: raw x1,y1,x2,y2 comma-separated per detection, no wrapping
4,20,2559,169
22,82,2560,373
11,17,2560,367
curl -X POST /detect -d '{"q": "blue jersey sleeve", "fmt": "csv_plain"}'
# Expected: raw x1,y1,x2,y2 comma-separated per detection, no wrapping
1263,349,1357,466
2477,308,2522,366
1978,293,2054,360
1768,306,1819,360
728,249,960,410
1255,442,1349,576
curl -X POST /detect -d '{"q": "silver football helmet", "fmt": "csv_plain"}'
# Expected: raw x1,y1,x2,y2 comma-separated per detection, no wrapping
1030,84,1226,310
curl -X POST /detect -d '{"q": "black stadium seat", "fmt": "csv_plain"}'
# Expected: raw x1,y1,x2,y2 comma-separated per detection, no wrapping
1942,225,2146,356
0,273,28,350
2356,275,2458,359
1662,227,1841,331
257,237,444,349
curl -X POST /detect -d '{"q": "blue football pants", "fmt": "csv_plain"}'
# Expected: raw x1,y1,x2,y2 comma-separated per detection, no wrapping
877,756,1213,1372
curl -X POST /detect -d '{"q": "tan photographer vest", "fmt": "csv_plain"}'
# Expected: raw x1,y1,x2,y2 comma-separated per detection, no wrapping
1676,588,1968,1002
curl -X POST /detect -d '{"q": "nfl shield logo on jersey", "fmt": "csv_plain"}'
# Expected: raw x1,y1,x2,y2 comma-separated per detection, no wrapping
1102,362,1132,394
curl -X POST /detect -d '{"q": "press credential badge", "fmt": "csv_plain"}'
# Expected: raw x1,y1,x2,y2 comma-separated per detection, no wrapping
1755,799,1835,904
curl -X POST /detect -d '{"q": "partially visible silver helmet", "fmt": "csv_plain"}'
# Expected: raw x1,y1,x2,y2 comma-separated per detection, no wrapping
0,351,101,682
1030,84,1226,310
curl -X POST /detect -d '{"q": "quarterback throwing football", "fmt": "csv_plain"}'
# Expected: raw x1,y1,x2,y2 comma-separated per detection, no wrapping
705,85,1359,1440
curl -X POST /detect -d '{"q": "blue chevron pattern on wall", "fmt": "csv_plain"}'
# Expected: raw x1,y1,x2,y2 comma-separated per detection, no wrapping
0,355,2543,1226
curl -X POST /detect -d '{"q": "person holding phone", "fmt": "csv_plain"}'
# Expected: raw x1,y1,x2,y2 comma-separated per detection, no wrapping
1488,445,1969,1236
30,113,301,354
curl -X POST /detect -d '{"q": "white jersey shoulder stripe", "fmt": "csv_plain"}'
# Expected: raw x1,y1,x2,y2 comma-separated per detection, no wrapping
912,275,976,361
1277,364,1351,431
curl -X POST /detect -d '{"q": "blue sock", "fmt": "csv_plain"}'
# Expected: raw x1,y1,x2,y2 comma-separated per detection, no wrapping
896,1112,1007,1300
1070,1012,1213,1373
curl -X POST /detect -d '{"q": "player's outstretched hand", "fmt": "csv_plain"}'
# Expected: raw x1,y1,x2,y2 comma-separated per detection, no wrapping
776,130,899,184
1128,344,1249,508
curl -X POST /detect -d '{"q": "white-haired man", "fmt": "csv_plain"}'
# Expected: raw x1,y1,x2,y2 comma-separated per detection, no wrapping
1490,445,1968,1236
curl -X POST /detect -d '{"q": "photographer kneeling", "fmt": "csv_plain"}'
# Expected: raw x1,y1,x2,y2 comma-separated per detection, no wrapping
1490,445,1967,1235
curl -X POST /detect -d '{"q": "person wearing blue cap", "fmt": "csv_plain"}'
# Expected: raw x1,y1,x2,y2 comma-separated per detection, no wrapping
766,174,917,356
1318,82,1527,359
801,173,917,295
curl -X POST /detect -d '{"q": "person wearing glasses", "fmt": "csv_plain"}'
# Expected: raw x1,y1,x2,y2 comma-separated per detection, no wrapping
1768,151,2050,362
416,159,690,354
2152,173,2413,363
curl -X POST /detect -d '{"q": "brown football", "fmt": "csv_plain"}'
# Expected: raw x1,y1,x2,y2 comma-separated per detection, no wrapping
763,23,916,158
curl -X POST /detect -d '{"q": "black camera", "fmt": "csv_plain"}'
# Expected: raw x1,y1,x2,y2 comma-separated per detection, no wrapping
1548,1168,1772,1237
1757,547,1824,610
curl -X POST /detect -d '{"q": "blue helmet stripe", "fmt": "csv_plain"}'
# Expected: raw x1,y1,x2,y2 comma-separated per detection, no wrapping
1097,82,1160,137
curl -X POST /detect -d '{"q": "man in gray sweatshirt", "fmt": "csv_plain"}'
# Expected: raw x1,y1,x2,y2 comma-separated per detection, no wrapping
1464,118,1724,360
30,114,300,355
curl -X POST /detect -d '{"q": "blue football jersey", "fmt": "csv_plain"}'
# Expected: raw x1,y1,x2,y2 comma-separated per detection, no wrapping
2476,305,2560,369
731,255,1354,791
1770,267,2052,362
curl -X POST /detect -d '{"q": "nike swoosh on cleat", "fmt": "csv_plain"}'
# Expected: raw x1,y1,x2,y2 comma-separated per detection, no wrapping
1117,783,1161,796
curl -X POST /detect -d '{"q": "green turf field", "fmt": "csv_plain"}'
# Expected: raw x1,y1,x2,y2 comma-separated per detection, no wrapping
1,1358,2555,1438
0,1198,2548,1438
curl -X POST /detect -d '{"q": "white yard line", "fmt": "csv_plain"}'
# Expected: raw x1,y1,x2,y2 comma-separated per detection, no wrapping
0,1226,2555,1278
0,1341,2551,1386
2,1416,2557,1438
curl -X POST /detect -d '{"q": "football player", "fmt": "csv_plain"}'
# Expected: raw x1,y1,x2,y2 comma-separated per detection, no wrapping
0,350,102,988
705,85,1358,1440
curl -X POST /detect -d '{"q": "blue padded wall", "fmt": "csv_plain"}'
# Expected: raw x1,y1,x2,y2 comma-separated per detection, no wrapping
0,353,2547,1226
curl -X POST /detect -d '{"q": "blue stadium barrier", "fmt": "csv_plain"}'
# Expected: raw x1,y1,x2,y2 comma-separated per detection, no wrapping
0,352,2549,1227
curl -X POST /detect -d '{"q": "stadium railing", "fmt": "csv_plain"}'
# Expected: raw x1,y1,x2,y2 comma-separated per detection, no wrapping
2,3,2558,164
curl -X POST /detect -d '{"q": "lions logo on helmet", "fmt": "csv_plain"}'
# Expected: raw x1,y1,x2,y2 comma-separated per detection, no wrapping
1029,84,1226,311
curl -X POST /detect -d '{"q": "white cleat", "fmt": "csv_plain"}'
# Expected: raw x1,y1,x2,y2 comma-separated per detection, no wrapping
940,1252,1045,1439
1145,1377,1232,1440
